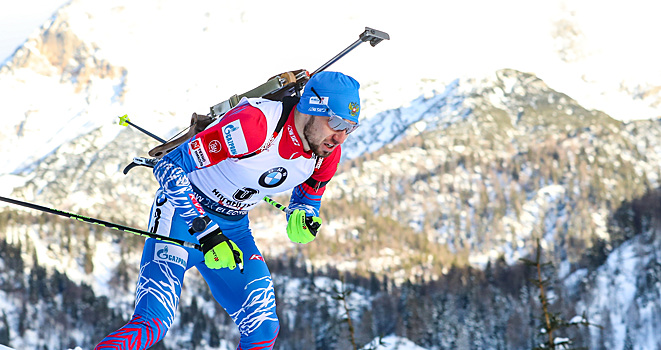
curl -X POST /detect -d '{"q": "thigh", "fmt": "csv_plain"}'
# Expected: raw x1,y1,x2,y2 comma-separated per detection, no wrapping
135,190,203,324
147,188,205,264
134,238,191,326
196,216,278,337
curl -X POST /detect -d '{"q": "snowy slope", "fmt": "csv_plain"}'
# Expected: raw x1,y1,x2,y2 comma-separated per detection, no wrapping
577,229,661,350
1,1,661,349
2,0,661,186
362,335,430,350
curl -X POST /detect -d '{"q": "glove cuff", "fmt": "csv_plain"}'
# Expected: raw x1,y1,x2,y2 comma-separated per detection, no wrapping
190,215,225,241
199,230,229,255
287,203,319,220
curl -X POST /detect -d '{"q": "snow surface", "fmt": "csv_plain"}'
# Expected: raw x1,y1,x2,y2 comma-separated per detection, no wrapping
362,335,429,350
571,230,661,350
1,0,660,183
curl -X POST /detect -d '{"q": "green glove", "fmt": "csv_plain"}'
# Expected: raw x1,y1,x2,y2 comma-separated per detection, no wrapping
199,226,243,270
287,209,322,244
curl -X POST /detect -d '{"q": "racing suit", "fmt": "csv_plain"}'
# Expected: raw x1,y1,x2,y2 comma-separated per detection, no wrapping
96,97,340,349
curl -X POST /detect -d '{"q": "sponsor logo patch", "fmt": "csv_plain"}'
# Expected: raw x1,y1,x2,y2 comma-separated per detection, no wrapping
309,96,329,105
189,138,210,167
258,167,288,188
222,120,249,155
250,254,265,262
208,139,222,153
233,187,259,201
287,125,300,146
188,193,205,215
155,243,188,269
211,189,253,209
348,102,360,117
307,106,327,113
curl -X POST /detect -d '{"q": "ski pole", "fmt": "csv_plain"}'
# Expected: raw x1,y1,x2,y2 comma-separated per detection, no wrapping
262,196,321,235
118,115,167,143
311,27,390,76
263,196,293,215
0,195,201,250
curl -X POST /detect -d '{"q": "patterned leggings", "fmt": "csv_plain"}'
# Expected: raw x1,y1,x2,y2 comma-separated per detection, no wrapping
95,159,279,349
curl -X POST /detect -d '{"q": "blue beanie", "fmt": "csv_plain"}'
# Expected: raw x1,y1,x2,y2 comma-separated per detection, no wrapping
297,71,361,123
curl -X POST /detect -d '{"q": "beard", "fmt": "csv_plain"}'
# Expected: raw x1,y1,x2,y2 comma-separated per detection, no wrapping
303,117,333,158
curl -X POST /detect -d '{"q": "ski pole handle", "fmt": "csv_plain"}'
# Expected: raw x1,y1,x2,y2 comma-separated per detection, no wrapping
263,196,321,233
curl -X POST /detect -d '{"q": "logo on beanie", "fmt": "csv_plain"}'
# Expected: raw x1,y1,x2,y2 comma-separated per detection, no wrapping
309,96,329,105
348,102,360,117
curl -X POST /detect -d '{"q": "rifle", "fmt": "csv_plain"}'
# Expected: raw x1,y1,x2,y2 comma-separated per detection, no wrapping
142,27,389,159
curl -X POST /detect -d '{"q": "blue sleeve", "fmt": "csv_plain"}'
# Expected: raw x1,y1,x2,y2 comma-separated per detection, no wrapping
287,184,321,217
153,150,202,228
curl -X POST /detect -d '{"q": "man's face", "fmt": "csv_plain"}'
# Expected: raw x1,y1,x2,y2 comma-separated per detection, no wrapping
303,115,350,158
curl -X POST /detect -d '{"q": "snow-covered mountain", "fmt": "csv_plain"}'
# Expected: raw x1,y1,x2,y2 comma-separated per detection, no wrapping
1,1,661,349
2,0,660,182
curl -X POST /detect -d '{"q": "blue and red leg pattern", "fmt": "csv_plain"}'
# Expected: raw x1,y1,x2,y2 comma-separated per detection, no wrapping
95,315,168,350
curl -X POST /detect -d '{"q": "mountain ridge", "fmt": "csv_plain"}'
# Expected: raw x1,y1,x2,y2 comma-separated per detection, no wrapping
1,1,661,348
3,69,661,350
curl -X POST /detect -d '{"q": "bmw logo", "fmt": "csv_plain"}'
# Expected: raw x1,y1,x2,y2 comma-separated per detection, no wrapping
259,167,288,188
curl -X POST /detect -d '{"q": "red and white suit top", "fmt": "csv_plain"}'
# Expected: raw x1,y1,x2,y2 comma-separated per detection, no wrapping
162,97,340,218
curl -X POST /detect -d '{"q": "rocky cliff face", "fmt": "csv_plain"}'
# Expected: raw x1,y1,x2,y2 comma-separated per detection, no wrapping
2,5,128,92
